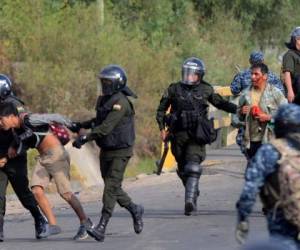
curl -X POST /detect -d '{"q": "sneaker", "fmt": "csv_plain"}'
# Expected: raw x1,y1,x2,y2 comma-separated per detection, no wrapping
73,224,88,240
49,225,62,235
35,216,49,239
0,231,3,242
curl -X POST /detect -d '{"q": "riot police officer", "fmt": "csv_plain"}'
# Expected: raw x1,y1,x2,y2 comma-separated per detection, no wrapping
0,74,49,240
71,65,143,242
156,57,237,216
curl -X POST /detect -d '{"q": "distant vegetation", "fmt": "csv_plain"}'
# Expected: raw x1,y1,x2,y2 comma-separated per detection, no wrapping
0,0,299,157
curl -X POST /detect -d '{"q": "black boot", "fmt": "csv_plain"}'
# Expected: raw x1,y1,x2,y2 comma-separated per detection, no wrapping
0,215,4,242
193,189,200,213
184,176,199,216
125,203,144,234
85,214,109,242
34,215,49,239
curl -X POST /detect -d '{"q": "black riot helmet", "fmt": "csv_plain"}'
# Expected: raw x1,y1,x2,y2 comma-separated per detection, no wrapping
181,57,205,85
98,65,137,97
0,74,12,100
99,65,127,95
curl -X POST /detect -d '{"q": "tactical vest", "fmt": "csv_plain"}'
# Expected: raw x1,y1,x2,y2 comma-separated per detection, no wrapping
259,171,280,211
169,82,209,131
260,137,300,212
94,92,135,150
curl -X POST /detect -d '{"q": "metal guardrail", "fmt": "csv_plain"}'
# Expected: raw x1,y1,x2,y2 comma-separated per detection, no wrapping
213,86,233,129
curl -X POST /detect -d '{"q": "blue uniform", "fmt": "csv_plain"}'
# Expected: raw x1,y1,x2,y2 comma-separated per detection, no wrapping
236,143,300,249
230,69,285,96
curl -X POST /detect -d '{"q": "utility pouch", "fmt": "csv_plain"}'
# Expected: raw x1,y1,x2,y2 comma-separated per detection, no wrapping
181,110,199,129
193,117,217,145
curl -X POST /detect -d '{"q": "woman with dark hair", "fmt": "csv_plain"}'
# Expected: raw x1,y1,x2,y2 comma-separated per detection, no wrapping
282,27,300,103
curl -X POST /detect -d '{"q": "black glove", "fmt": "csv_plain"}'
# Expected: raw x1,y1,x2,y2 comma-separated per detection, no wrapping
72,135,88,149
68,122,82,133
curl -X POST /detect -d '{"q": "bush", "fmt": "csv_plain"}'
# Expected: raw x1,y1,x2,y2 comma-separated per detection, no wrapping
0,0,287,158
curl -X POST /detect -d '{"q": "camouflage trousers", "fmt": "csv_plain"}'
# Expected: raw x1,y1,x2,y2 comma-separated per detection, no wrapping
236,127,247,156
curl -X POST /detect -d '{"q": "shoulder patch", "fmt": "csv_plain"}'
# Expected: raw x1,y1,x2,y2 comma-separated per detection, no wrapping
113,104,122,111
16,106,25,113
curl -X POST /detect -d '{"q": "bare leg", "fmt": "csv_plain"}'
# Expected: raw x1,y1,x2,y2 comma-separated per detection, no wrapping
31,185,57,225
61,192,87,223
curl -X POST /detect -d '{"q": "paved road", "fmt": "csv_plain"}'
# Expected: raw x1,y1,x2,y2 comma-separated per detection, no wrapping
1,145,268,250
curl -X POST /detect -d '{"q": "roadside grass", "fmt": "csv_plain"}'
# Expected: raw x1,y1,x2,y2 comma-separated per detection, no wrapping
125,158,157,178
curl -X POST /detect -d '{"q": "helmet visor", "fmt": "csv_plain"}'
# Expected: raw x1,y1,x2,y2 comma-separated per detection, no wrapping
182,67,201,85
100,79,114,96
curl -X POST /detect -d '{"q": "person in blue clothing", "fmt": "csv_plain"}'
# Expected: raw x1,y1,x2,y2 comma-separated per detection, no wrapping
230,51,284,95
230,51,284,156
235,103,300,250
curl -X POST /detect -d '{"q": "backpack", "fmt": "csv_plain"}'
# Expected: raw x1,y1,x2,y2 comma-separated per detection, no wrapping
20,113,71,146
271,138,300,235
49,123,70,145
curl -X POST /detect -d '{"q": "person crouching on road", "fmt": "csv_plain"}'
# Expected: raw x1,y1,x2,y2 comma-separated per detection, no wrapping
69,65,144,242
0,103,93,240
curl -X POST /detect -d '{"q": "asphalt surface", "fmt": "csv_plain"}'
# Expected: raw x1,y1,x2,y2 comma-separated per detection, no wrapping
1,145,268,250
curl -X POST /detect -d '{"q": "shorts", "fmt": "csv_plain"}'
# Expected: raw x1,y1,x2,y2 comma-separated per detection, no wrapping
31,146,72,195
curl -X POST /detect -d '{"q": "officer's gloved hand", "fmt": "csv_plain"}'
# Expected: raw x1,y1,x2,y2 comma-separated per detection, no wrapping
235,220,249,244
69,122,82,133
72,135,88,149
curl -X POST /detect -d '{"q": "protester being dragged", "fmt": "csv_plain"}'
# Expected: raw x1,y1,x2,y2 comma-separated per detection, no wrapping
0,74,49,240
0,102,93,240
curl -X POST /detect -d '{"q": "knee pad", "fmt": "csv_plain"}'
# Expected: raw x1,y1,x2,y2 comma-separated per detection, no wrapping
184,162,202,177
185,176,200,205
